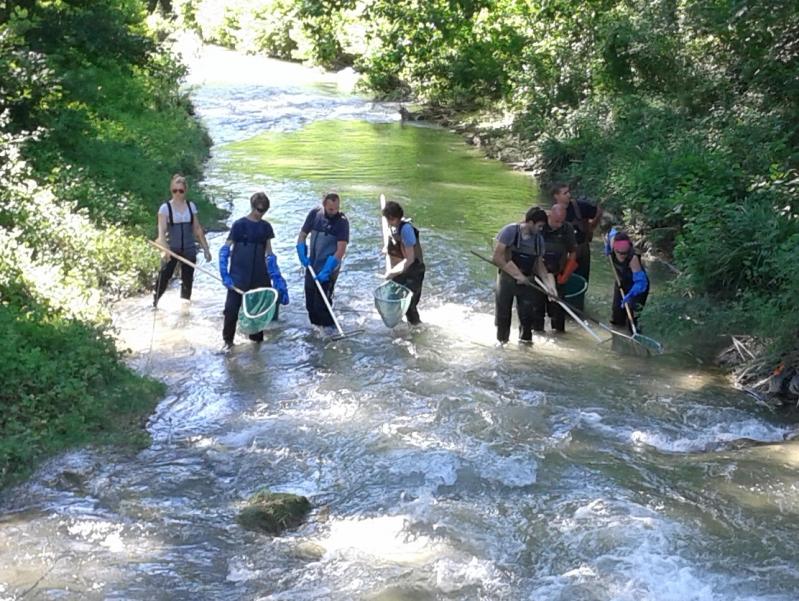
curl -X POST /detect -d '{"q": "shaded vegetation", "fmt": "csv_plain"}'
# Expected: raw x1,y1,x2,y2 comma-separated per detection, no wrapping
0,0,216,485
177,0,799,366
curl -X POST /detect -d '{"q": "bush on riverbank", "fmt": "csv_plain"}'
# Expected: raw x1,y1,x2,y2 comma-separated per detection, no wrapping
0,0,216,485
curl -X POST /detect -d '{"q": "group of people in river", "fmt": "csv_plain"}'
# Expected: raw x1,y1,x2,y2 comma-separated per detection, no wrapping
492,182,650,345
153,174,649,348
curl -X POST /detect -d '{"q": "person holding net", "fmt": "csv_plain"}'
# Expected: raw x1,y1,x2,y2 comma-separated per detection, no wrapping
382,200,425,326
153,174,212,307
605,229,650,333
492,206,552,345
295,192,350,335
218,192,289,349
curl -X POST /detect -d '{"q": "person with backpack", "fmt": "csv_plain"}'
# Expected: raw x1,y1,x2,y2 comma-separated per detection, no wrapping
382,200,425,326
218,192,289,348
153,174,212,307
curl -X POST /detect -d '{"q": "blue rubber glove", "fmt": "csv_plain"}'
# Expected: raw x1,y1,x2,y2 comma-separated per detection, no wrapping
296,242,310,267
219,244,234,289
621,270,649,306
604,226,619,256
266,255,290,305
314,255,340,283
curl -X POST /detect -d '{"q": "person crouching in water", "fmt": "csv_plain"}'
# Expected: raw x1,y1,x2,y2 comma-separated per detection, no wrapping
492,207,554,345
218,192,289,348
382,200,425,326
295,192,350,334
606,229,649,332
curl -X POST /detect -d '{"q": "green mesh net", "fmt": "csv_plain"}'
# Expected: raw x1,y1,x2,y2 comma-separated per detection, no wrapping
374,280,413,328
238,287,278,335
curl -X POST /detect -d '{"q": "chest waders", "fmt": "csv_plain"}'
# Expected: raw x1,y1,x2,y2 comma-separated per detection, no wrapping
154,202,197,305
305,211,342,327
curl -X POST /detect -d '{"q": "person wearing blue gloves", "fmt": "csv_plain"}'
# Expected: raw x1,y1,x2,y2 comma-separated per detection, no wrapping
605,228,650,332
296,192,350,332
218,192,289,348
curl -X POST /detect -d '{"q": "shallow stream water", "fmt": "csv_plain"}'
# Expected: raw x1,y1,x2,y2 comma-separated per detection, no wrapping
1,46,798,601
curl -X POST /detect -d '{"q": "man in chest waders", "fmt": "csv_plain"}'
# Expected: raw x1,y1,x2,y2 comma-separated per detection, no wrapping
492,207,553,345
551,182,602,311
218,192,289,348
296,192,350,334
538,204,577,333
382,201,425,326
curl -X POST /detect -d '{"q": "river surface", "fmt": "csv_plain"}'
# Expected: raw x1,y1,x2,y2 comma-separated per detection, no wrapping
1,46,799,601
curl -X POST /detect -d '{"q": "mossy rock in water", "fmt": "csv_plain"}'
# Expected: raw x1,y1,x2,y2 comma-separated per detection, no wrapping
236,490,311,535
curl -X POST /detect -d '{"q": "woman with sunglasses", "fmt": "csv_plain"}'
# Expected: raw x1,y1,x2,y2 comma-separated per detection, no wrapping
218,192,289,348
605,229,650,331
153,174,212,306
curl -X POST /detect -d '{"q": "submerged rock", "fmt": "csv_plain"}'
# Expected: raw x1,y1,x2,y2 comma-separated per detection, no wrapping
236,489,311,535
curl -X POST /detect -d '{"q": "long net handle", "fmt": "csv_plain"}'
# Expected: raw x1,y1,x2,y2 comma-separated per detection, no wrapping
148,239,245,295
379,193,391,273
307,264,346,337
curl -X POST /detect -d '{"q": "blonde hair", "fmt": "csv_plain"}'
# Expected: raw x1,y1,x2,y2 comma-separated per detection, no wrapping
170,174,188,190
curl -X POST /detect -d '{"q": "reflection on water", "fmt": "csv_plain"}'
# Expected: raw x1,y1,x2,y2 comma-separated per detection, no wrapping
1,45,798,601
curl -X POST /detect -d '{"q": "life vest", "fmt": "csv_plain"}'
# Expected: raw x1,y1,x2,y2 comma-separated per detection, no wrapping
165,201,196,253
387,220,424,266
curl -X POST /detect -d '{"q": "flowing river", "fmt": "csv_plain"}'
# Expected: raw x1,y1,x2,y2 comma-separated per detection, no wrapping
1,46,798,601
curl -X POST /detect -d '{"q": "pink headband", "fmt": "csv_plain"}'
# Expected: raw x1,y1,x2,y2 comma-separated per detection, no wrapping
613,239,632,252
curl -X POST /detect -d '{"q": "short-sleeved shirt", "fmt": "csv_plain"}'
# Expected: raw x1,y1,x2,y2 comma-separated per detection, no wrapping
301,208,349,243
496,223,544,257
159,201,198,223
565,199,598,244
393,222,417,247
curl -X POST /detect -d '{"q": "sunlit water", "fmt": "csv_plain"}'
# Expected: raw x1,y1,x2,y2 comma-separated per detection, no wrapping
2,46,798,601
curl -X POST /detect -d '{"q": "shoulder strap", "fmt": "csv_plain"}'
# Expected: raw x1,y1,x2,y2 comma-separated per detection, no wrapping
187,202,194,224
166,202,174,226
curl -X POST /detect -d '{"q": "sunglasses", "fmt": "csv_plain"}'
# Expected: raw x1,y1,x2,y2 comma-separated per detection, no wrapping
172,188,185,194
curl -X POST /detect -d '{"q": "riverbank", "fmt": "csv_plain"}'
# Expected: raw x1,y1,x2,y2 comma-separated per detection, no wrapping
0,5,219,487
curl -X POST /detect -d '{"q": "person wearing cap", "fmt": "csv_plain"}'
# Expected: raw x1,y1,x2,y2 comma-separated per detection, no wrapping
605,228,649,331
550,182,603,310
218,192,289,348
492,206,553,345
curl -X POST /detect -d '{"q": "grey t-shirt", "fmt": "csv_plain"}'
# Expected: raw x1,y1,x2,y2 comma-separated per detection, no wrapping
496,223,544,257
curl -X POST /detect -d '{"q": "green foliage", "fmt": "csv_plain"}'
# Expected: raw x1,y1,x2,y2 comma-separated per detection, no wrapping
0,0,214,486
0,295,163,488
